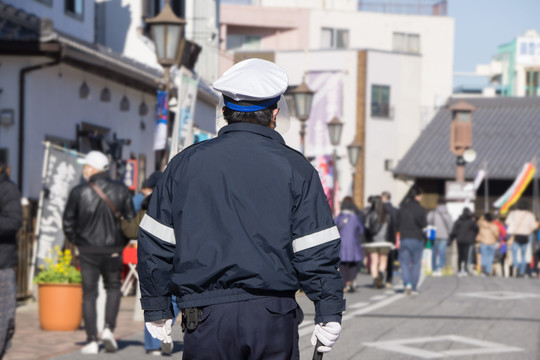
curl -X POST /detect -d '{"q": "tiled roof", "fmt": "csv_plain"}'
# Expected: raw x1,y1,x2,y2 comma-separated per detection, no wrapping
393,97,540,180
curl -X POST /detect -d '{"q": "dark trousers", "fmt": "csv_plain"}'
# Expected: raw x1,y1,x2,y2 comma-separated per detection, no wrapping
79,252,123,342
0,268,16,358
339,262,358,284
457,243,471,272
183,297,301,360
386,249,397,284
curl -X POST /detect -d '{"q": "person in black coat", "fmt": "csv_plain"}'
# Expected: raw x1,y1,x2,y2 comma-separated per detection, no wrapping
0,163,22,359
381,191,398,288
396,185,427,295
449,207,478,276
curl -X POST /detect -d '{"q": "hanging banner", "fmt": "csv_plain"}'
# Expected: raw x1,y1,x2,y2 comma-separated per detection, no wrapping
493,162,536,214
313,155,335,213
169,68,199,161
34,143,84,269
305,72,343,158
473,169,486,191
153,90,168,151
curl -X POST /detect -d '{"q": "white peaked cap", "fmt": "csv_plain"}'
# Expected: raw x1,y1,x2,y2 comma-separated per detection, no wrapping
213,58,289,102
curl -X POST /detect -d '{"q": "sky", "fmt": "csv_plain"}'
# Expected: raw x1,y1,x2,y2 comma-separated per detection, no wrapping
448,0,540,87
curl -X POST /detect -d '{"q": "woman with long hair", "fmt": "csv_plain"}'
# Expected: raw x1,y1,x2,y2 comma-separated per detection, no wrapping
364,196,394,288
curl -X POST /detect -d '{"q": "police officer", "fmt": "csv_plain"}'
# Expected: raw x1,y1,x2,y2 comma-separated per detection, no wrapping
138,58,345,359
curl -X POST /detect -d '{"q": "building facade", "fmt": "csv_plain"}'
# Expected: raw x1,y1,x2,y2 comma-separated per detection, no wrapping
219,1,454,206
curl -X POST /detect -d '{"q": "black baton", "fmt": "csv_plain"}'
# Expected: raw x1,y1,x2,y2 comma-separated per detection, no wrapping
312,339,324,360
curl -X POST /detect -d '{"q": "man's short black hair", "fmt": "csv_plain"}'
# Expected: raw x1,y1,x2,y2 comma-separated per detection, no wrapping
223,104,277,127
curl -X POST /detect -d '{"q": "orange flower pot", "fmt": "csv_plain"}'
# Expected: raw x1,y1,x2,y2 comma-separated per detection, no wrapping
38,283,83,331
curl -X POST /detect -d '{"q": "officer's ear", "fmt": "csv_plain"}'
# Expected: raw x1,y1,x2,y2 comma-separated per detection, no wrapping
222,106,226,114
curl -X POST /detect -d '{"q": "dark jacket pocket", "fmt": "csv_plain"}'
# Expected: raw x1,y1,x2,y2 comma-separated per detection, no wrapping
263,298,298,315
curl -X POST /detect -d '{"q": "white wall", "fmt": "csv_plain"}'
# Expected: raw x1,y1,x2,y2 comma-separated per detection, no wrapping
365,51,421,203
3,0,95,43
2,58,156,198
309,10,454,127
95,0,161,70
185,0,220,83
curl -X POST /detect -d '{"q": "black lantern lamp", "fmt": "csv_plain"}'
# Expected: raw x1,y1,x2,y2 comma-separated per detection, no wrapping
146,0,186,68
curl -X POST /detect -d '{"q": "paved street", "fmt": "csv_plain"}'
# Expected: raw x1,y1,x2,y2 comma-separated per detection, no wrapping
6,272,540,360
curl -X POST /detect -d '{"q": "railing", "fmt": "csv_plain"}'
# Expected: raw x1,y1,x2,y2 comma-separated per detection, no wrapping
358,0,447,16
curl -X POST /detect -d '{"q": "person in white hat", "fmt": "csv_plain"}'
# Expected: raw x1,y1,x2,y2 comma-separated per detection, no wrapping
63,151,135,354
139,59,344,358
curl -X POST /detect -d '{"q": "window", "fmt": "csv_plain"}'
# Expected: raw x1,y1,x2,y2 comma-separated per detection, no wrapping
35,0,53,6
526,70,540,96
393,32,420,54
226,34,261,51
65,0,84,19
321,28,349,49
371,85,391,118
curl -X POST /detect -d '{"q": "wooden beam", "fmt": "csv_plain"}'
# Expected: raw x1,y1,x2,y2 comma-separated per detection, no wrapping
354,50,367,209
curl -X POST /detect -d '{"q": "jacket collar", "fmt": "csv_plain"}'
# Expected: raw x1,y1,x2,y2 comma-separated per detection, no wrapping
88,171,109,182
0,171,8,184
218,122,285,145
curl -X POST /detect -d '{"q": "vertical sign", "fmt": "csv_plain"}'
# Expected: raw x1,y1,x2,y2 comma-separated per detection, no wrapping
169,68,199,161
123,159,138,191
34,143,84,269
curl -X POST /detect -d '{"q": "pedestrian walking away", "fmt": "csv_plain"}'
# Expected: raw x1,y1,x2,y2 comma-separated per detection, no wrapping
476,213,500,276
138,58,345,359
381,191,398,288
63,151,135,355
449,208,478,277
427,198,453,276
505,201,539,277
336,196,364,293
0,163,22,360
364,196,394,289
396,185,427,295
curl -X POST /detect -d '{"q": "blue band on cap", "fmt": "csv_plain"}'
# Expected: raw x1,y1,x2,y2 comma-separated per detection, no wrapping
225,96,280,112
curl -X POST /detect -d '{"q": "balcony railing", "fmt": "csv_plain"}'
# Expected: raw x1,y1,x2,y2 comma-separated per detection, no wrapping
358,0,447,16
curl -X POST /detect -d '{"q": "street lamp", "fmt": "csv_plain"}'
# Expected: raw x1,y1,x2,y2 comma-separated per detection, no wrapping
146,0,186,169
327,116,344,214
146,0,186,70
291,77,314,155
347,139,362,199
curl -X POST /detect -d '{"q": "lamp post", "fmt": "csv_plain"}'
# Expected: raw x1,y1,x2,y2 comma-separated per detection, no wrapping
291,77,314,155
449,100,475,183
347,138,362,198
327,116,344,214
146,0,186,169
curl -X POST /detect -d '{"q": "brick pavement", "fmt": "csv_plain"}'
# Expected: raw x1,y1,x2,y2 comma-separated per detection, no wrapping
4,295,143,360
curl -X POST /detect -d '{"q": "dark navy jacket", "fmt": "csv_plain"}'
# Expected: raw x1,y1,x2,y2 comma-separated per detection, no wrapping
138,123,345,324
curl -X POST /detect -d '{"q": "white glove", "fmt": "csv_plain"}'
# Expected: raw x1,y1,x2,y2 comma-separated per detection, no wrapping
310,322,341,353
145,319,173,343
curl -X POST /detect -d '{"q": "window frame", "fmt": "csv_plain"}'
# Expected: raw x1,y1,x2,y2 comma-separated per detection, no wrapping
65,0,84,21
371,84,391,119
392,32,420,54
321,27,349,49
